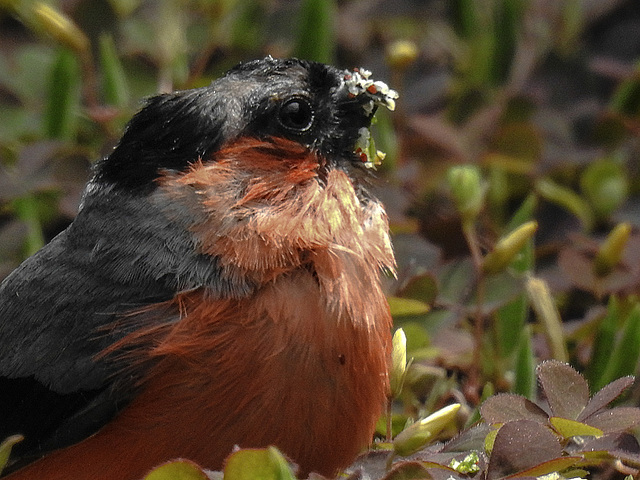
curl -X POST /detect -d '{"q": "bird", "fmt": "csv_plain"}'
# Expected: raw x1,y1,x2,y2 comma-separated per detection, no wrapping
0,57,397,479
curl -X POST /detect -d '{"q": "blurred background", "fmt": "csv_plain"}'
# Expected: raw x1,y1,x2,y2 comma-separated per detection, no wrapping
1,0,640,409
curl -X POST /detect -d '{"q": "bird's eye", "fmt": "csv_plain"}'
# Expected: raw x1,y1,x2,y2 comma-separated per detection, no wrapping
278,98,314,132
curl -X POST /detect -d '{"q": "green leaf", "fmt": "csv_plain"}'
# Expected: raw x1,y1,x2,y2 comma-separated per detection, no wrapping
388,297,431,318
224,447,296,480
45,48,81,140
495,197,535,361
505,194,538,233
293,0,335,63
513,325,536,399
549,417,603,438
495,280,527,357
450,0,478,39
144,460,208,480
0,435,23,476
586,296,621,391
99,33,130,107
535,178,594,231
598,303,640,389
393,404,461,457
491,0,525,85
611,62,640,116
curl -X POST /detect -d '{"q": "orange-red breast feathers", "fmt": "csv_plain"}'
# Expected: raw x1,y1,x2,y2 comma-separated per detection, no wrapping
6,136,394,479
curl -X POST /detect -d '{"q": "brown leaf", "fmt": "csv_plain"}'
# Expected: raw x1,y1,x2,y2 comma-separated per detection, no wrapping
585,407,640,433
576,432,640,466
537,361,589,420
487,420,563,479
578,376,635,421
480,394,549,425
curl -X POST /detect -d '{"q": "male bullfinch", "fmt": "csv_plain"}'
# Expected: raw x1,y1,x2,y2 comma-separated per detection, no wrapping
0,57,397,479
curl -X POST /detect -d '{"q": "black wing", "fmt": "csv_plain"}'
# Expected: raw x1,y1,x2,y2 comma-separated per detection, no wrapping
0,187,252,469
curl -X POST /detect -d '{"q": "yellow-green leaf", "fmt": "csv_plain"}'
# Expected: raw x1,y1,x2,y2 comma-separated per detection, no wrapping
526,277,568,363
31,2,90,54
535,178,594,230
483,220,537,274
0,435,23,476
144,459,208,480
388,297,431,318
393,404,460,457
549,417,603,438
593,222,631,277
224,447,296,480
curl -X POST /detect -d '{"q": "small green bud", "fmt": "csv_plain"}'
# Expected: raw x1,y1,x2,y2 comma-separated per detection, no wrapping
390,328,409,398
393,403,460,457
447,165,485,225
581,159,629,219
483,221,538,274
386,40,419,70
593,222,631,277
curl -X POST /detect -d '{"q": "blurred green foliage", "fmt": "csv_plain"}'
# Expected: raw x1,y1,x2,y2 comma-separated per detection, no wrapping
2,0,640,478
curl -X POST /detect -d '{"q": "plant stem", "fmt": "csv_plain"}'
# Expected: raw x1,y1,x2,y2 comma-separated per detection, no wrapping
462,221,485,404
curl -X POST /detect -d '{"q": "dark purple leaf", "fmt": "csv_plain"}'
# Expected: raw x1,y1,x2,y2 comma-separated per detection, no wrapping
578,376,635,421
585,407,640,433
480,394,549,425
577,433,640,467
349,450,393,480
486,420,563,479
441,424,491,453
577,432,640,454
537,361,589,420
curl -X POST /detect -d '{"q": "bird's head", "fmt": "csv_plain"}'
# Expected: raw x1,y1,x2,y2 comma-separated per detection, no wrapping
86,57,397,288
94,57,397,192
